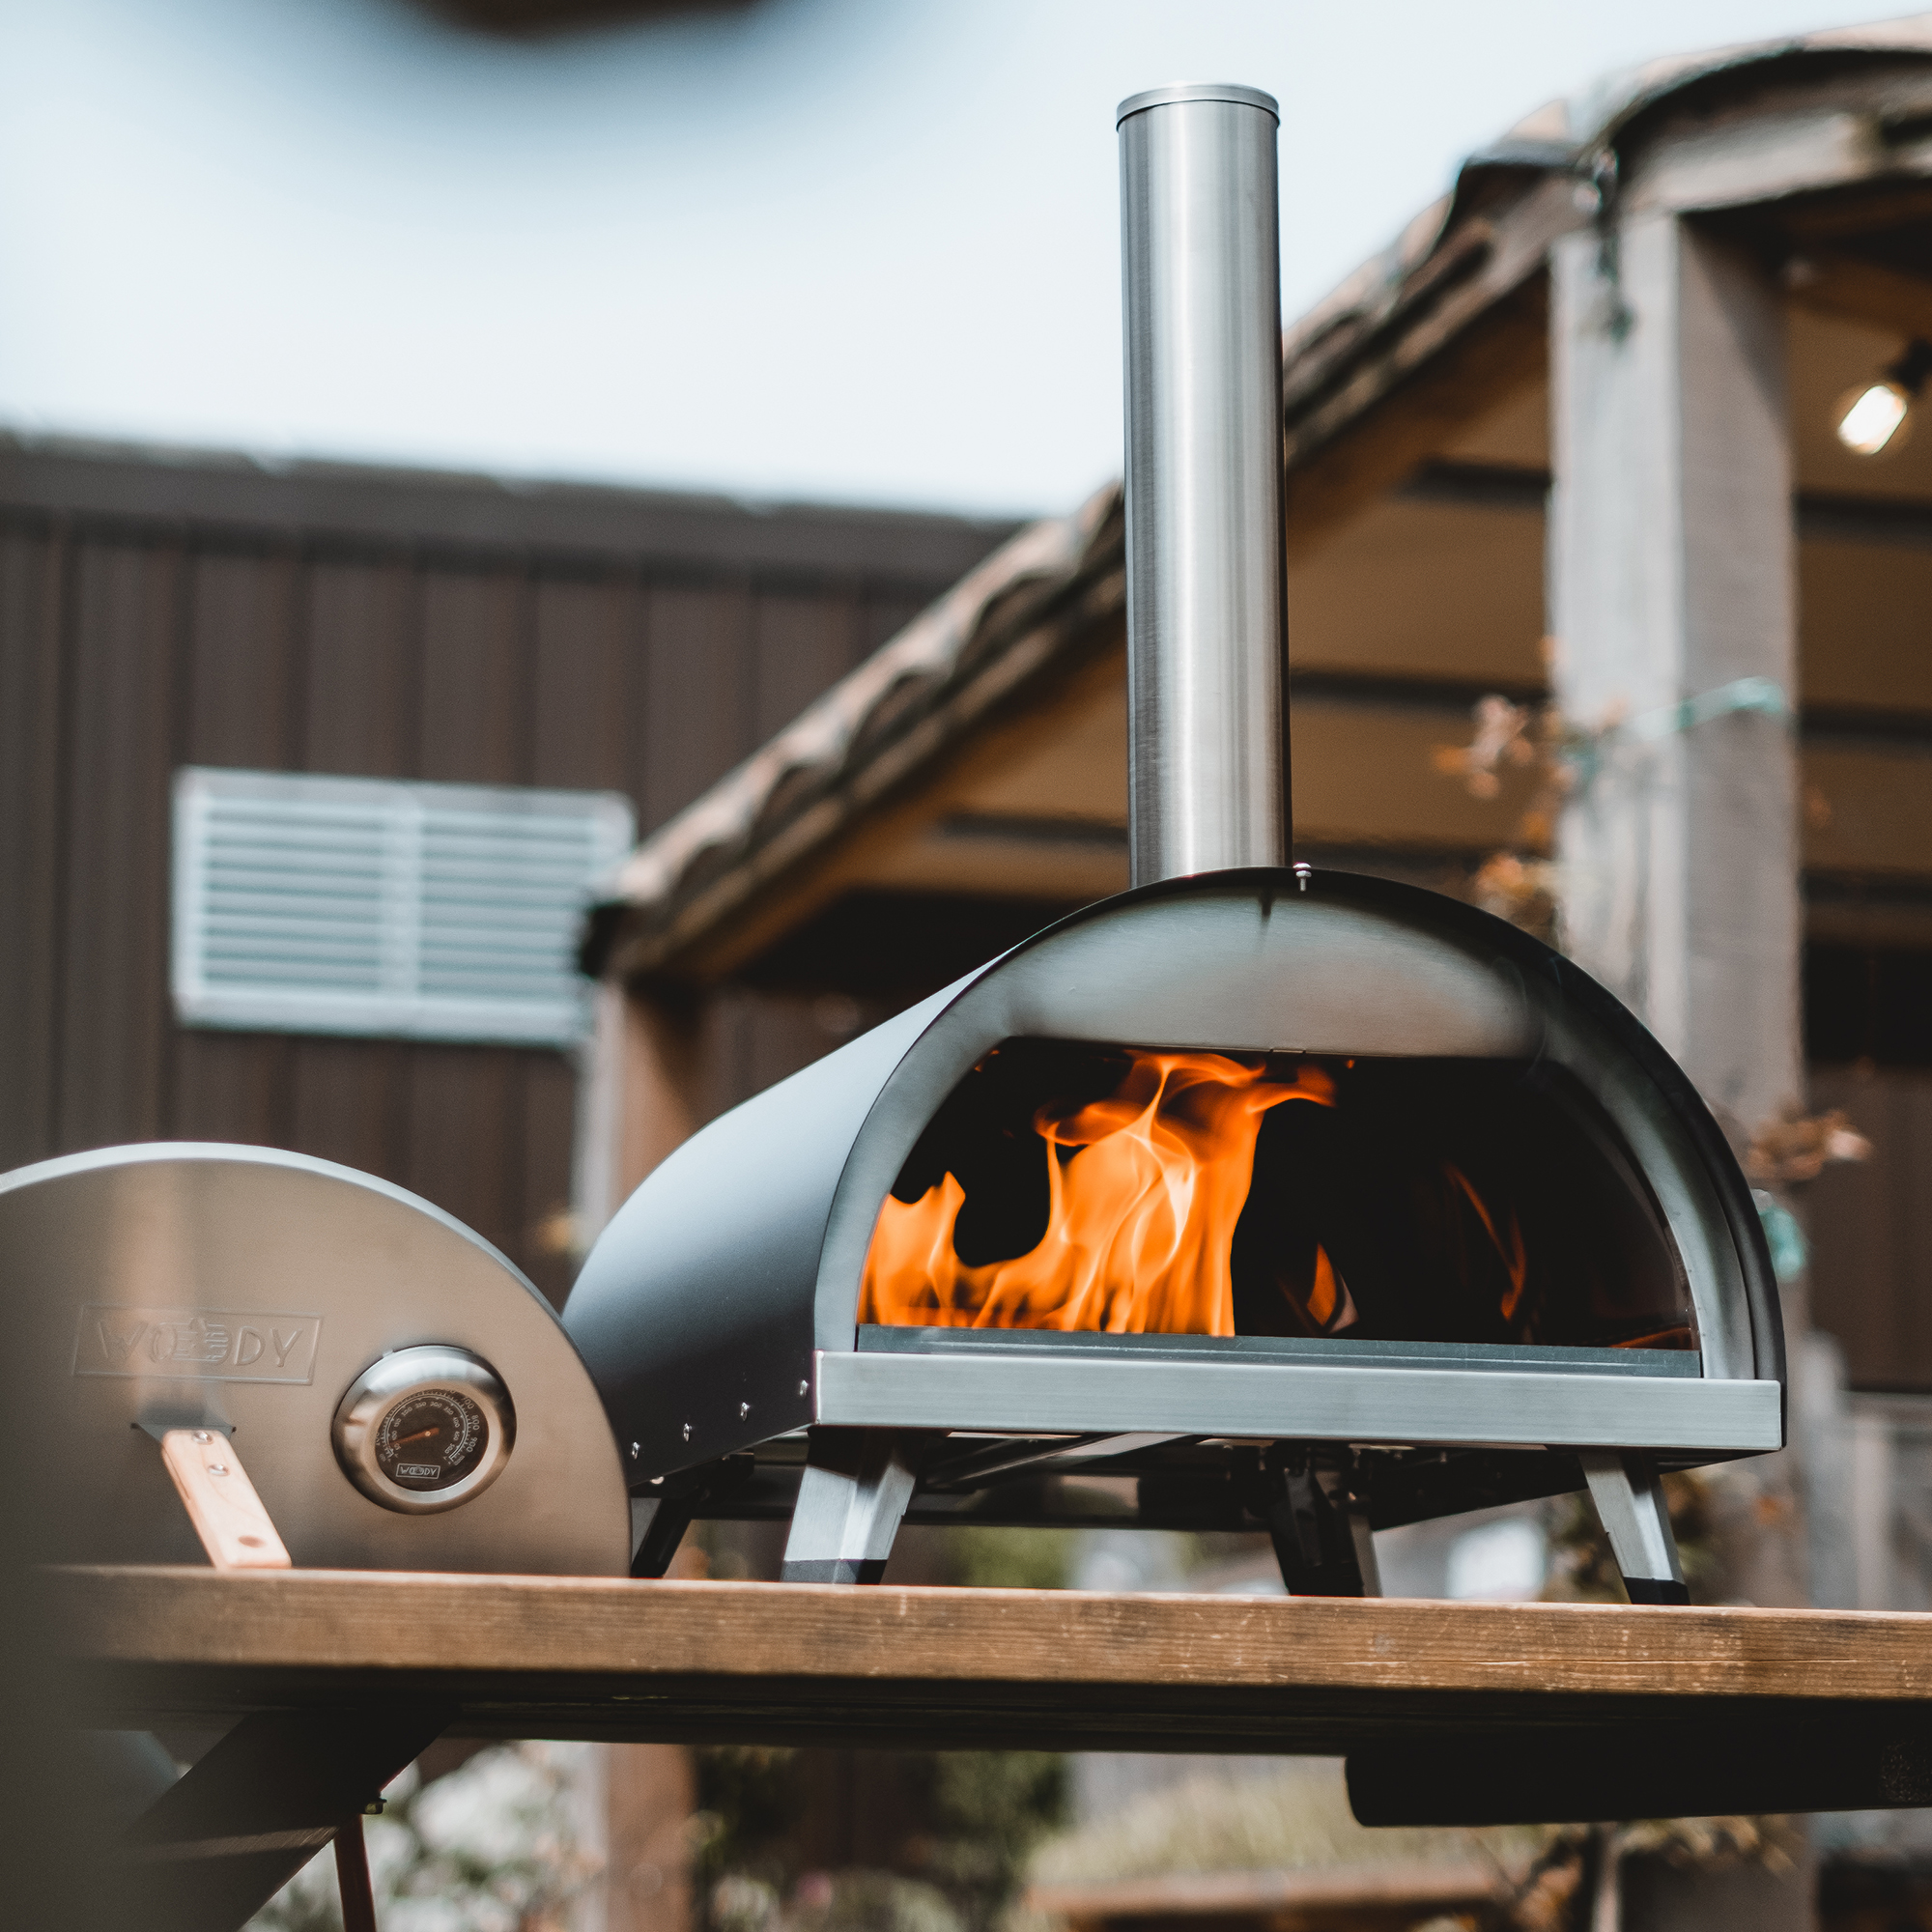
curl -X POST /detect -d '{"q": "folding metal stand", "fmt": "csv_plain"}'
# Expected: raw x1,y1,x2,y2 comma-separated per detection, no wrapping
99,1706,444,1932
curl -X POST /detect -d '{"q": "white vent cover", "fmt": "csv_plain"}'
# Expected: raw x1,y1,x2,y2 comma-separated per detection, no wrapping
172,768,635,1045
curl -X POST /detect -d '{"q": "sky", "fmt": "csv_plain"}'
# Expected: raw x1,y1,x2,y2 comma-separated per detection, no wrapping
0,0,1915,516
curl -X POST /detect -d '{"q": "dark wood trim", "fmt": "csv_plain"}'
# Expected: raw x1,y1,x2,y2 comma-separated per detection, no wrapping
0,435,1020,583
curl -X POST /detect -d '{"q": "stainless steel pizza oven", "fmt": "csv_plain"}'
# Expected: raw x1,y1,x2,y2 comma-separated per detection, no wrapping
566,85,1782,1605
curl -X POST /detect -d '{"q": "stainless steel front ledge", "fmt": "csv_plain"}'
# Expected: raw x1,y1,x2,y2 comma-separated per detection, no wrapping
813,1350,1782,1454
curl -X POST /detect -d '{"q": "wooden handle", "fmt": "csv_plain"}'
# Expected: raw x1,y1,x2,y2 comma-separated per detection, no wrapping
158,1429,292,1571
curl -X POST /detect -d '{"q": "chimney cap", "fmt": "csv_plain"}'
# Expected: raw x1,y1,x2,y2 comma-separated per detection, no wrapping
1116,83,1279,128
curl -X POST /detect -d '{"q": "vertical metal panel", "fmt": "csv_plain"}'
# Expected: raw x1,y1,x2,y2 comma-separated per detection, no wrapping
857,589,928,666
403,1041,524,1262
531,573,645,796
643,582,753,833
56,537,184,1152
752,589,860,743
170,1029,293,1145
287,1035,407,1180
184,548,301,769
420,567,530,784
0,522,67,1169
302,557,419,778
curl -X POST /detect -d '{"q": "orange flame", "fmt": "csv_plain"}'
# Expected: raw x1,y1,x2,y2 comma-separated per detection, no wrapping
1443,1162,1529,1321
859,1051,1336,1334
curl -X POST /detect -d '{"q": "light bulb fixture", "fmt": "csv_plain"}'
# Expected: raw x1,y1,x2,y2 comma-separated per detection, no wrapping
1835,338,1932,456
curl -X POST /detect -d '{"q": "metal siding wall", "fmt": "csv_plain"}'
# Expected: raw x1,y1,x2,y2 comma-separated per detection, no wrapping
857,588,928,663
751,588,860,743
288,1036,407,1186
57,536,183,1151
303,556,420,778
0,473,984,1302
531,574,647,801
0,523,66,1170
642,582,753,832
420,565,531,784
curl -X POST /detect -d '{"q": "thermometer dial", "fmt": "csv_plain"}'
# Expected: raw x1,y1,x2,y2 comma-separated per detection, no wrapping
332,1346,514,1514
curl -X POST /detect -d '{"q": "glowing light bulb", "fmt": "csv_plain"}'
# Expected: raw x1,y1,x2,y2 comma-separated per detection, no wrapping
1835,340,1932,458
1837,380,1912,456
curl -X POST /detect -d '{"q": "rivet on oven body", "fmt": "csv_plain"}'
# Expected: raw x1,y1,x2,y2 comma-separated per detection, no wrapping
681,1422,692,1441
797,1379,809,1398
1293,863,1312,892
740,1402,752,1419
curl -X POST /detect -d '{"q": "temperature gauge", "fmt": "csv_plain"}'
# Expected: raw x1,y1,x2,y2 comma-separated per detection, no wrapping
332,1346,514,1514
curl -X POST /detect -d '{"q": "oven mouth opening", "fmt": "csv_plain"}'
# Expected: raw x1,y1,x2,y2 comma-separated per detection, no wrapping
860,1038,1695,1356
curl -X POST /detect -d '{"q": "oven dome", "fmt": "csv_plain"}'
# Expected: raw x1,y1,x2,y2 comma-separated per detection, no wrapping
566,868,1780,1491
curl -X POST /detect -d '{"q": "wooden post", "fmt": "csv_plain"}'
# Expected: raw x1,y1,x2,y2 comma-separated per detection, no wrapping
575,981,706,1249
1549,210,1802,1149
574,984,704,1927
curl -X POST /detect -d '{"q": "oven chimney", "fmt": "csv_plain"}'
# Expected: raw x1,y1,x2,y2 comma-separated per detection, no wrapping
1117,85,1289,888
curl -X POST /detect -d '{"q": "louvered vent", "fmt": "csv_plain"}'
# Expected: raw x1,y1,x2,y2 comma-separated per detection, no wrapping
172,769,635,1044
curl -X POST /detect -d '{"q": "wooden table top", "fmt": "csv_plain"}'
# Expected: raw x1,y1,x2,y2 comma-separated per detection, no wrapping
47,1565,1932,1757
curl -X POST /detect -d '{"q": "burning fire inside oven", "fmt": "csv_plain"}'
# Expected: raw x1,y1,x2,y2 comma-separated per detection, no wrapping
861,1041,1692,1354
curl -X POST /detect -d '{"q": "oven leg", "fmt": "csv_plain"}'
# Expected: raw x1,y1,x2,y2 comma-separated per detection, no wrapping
781,1429,921,1583
630,1493,696,1578
1348,1505,1383,1598
1581,1450,1689,1605
1266,1463,1370,1597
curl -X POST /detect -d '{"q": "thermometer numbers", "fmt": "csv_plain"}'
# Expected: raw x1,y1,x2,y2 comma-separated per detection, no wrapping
374,1388,488,1492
